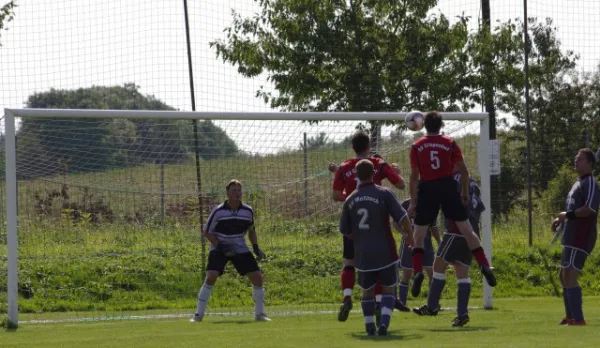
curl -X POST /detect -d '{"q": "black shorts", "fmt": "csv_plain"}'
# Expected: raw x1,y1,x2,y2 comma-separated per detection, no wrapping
415,177,468,226
399,237,434,270
342,235,354,260
561,247,589,272
206,250,260,276
436,234,472,266
357,263,399,291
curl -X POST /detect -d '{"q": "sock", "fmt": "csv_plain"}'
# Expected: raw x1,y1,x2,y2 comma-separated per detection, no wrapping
252,286,265,316
567,287,584,321
379,294,395,328
195,283,213,316
341,266,355,301
361,295,376,325
457,278,471,317
411,248,424,274
398,281,409,304
562,288,572,319
427,272,446,311
471,247,490,267
374,281,383,301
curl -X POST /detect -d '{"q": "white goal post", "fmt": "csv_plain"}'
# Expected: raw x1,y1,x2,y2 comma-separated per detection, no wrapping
3,108,492,327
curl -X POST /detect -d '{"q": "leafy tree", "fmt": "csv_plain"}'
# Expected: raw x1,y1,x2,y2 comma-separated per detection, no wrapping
210,0,477,147
17,84,238,178
299,132,330,151
0,0,16,46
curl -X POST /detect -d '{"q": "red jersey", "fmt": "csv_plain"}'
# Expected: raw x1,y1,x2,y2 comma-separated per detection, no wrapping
332,156,402,195
409,135,464,182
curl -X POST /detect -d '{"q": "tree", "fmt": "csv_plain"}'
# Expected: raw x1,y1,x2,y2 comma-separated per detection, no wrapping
0,0,16,46
17,84,238,178
210,0,477,147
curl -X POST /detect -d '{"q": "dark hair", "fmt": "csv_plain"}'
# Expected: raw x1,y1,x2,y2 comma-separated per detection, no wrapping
351,131,370,154
424,111,443,133
372,154,382,159
226,179,242,191
578,148,596,166
355,159,374,182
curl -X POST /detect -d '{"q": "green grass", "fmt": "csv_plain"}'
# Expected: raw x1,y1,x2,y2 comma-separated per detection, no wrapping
2,297,600,347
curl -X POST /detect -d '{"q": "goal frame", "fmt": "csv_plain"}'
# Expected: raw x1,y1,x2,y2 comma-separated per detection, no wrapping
3,108,492,327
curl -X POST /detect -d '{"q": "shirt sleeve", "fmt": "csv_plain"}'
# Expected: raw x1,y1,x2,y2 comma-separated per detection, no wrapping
332,166,346,191
204,205,219,233
409,146,419,169
381,163,402,185
387,190,407,223
339,202,351,236
582,176,600,213
452,141,465,163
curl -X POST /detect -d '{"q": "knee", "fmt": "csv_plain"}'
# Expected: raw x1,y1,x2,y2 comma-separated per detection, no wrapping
433,258,447,273
205,271,219,286
249,271,263,287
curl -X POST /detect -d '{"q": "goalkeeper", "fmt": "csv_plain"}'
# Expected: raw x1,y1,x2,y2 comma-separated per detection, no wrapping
191,180,269,322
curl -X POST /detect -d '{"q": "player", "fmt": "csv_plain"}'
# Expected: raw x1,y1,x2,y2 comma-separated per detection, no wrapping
191,180,269,322
552,148,599,326
408,111,496,298
339,159,413,336
330,131,405,322
413,169,486,327
396,199,440,311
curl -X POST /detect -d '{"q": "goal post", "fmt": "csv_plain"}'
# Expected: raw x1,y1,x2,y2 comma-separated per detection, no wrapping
3,108,492,327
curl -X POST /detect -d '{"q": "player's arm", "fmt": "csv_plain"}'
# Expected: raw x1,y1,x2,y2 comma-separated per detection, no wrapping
387,191,413,245
408,147,420,213
203,206,220,247
452,142,470,204
383,162,406,190
332,167,347,202
559,177,600,221
339,202,352,238
247,224,266,260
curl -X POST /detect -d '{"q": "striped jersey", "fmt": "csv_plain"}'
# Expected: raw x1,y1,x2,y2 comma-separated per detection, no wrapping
205,201,255,254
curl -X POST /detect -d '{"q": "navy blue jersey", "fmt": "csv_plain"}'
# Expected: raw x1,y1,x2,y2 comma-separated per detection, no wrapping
561,174,600,253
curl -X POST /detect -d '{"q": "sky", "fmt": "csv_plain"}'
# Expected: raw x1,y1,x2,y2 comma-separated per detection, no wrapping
0,0,599,154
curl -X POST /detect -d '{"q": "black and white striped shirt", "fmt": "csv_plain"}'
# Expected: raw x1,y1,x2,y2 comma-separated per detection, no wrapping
205,201,254,254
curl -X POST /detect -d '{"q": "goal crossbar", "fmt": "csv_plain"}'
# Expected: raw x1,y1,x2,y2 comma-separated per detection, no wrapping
2,108,492,328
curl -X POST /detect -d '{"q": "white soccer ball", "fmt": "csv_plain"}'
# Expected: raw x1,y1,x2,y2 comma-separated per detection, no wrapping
405,111,424,131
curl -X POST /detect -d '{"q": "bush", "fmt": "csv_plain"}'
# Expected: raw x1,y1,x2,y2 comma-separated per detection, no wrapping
540,164,578,216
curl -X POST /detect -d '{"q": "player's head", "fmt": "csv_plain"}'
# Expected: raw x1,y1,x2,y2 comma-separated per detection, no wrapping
226,179,243,202
424,111,443,134
351,131,371,155
372,153,382,159
355,159,374,183
575,148,596,175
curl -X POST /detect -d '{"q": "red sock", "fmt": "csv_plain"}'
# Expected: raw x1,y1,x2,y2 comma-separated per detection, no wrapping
411,248,424,274
374,281,383,296
472,247,489,267
341,266,355,301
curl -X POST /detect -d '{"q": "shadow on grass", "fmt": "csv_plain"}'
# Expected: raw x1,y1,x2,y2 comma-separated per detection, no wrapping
349,329,423,341
421,326,495,333
209,319,256,325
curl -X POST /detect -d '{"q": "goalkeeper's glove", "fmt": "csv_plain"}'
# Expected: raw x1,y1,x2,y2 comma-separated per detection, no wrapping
253,244,266,261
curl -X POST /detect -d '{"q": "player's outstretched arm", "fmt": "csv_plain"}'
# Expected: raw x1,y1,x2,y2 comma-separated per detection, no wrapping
388,162,406,190
455,161,470,205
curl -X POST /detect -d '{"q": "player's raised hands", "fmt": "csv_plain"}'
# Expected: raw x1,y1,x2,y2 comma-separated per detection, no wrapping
328,162,338,173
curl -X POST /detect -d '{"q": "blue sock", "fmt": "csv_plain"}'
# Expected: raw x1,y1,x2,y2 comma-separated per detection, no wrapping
457,279,471,317
562,288,572,319
427,272,446,311
379,294,395,328
398,281,409,304
361,295,376,325
567,287,584,321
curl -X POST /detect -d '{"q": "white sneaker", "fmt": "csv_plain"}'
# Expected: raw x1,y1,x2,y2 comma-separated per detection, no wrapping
190,314,203,322
255,313,271,322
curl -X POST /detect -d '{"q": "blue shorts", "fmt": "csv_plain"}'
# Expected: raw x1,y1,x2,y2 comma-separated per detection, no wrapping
399,235,435,270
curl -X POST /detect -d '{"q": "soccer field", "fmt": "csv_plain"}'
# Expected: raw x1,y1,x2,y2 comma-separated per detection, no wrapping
2,297,599,347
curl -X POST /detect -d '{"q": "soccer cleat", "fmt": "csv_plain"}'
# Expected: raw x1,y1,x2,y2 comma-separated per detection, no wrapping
190,314,203,322
480,265,497,287
337,298,353,322
375,302,381,328
254,313,271,322
567,320,586,326
451,314,470,327
559,317,573,325
412,304,438,316
394,300,411,312
411,272,425,297
366,322,377,336
377,325,388,336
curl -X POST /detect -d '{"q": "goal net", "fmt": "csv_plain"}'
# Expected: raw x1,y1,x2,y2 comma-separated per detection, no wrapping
1,109,491,326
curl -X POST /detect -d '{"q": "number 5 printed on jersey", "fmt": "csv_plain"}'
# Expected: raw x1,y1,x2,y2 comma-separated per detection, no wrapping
430,151,440,170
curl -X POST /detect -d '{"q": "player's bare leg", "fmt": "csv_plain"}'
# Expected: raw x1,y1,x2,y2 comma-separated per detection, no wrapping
562,267,585,325
454,219,496,287
410,224,429,297
453,263,471,327
338,258,355,322
413,257,446,317
191,271,219,322
395,268,411,312
248,271,270,321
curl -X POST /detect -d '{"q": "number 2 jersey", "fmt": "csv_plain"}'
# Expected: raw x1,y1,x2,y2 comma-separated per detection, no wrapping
339,183,407,271
332,156,402,196
410,135,464,182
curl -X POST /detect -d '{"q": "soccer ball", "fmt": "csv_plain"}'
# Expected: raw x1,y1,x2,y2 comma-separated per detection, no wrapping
405,111,424,131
